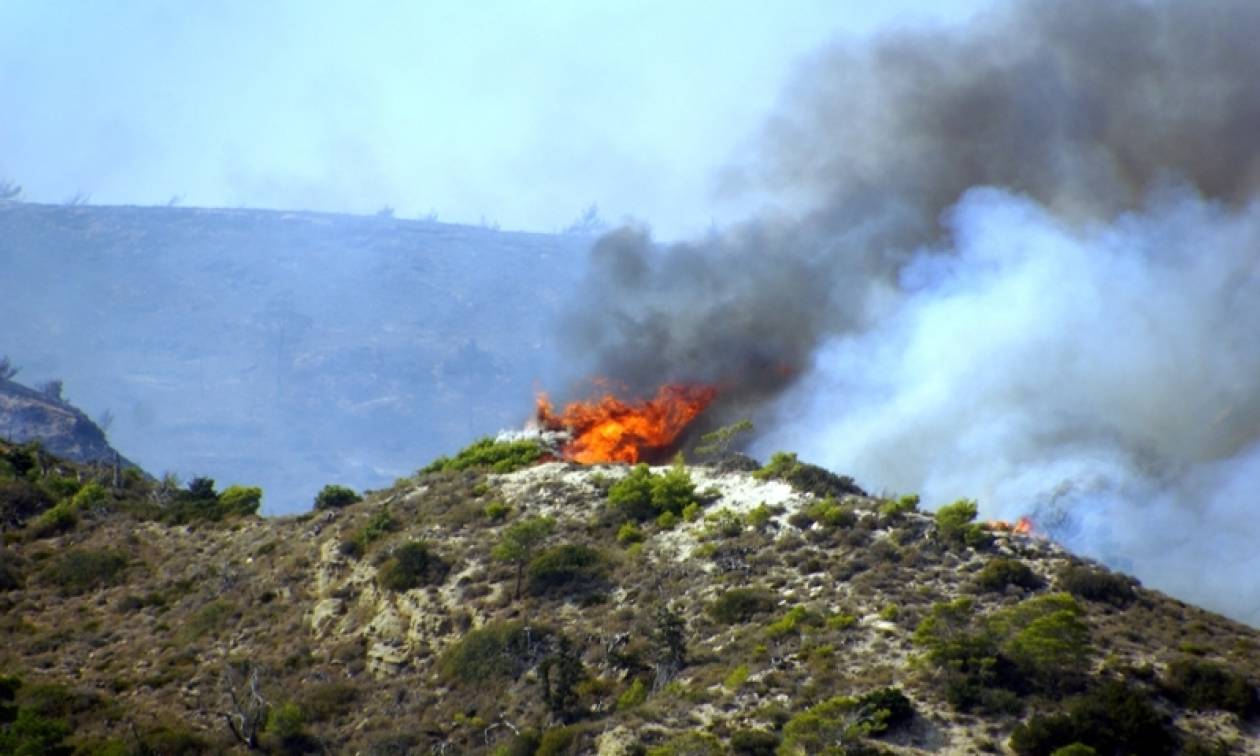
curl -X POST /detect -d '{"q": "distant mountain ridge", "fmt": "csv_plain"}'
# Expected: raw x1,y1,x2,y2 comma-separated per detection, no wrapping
0,200,591,512
0,376,139,470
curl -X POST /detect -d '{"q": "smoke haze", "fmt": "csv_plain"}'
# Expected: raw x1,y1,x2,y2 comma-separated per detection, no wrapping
562,0,1260,623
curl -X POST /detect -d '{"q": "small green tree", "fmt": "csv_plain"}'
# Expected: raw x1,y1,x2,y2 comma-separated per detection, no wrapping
492,516,555,599
218,485,262,517
695,419,754,458
935,499,990,549
652,605,687,688
608,464,655,521
540,635,585,722
314,484,361,510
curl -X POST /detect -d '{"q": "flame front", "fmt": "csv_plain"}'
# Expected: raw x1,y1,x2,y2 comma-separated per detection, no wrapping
537,383,718,464
985,516,1035,536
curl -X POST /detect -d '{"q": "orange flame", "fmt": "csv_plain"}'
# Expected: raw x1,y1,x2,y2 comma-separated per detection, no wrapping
985,516,1035,535
537,383,718,464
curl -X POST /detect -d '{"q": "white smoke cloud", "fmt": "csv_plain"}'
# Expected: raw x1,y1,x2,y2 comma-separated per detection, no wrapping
760,185,1260,623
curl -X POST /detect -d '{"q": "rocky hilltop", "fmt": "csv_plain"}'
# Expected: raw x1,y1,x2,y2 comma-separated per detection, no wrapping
0,377,137,469
1,437,1258,754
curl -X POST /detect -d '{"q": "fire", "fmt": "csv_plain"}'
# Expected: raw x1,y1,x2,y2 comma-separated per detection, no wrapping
985,516,1035,536
536,383,718,464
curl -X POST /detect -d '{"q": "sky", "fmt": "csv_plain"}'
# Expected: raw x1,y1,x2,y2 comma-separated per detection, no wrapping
1,0,990,239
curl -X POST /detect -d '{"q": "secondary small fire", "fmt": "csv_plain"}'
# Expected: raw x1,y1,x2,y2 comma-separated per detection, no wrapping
536,383,718,464
985,516,1035,536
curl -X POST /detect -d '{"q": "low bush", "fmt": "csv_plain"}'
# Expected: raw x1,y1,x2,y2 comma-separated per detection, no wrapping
1057,564,1136,607
1161,657,1257,717
709,588,777,625
161,478,261,523
0,549,23,591
181,599,236,641
441,621,550,683
42,548,129,595
934,499,991,550
1009,680,1178,755
377,540,449,591
779,689,911,755
879,494,919,520
528,544,608,596
766,605,825,639
973,558,1043,593
804,496,857,529
314,484,361,510
646,732,724,756
0,478,53,528
753,452,866,498
608,461,699,522
422,437,542,474
730,729,779,756
616,678,647,710
483,500,511,521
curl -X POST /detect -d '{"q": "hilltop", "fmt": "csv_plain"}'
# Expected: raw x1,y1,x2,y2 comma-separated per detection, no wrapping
1,437,1258,754
0,375,139,471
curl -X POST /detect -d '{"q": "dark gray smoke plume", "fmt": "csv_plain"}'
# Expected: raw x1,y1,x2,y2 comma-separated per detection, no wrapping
561,0,1260,623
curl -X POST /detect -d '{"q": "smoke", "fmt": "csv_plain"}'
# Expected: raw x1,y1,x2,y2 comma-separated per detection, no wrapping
560,0,1260,623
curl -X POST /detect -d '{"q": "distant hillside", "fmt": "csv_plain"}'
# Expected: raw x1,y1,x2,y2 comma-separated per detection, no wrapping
0,376,139,470
0,201,591,512
1,439,1257,754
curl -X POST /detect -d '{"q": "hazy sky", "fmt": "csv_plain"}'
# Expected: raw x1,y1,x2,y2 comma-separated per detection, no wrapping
1,1,990,239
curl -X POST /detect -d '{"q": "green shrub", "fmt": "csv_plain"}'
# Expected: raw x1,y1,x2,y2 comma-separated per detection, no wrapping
730,729,779,756
1057,564,1136,607
422,437,542,474
218,485,262,517
1009,680,1178,756
527,544,608,596
608,460,699,523
29,501,77,537
746,503,773,529
0,708,71,755
351,507,400,550
314,484,361,510
0,549,23,591
535,726,579,756
912,598,1021,713
0,478,54,528
855,687,914,731
879,494,919,519
161,478,261,523
655,510,678,530
181,599,236,642
1161,657,1257,716
973,558,1044,593
616,678,648,710
1049,745,1097,756
724,664,750,690
753,452,865,498
779,691,906,755
492,516,555,599
265,701,305,739
441,621,549,683
646,732,724,756
651,459,698,515
617,522,645,545
42,548,129,595
766,605,824,639
377,541,449,591
705,508,744,538
709,588,777,624
805,496,857,528
935,499,991,549
484,500,512,521
608,464,656,521
991,594,1091,693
